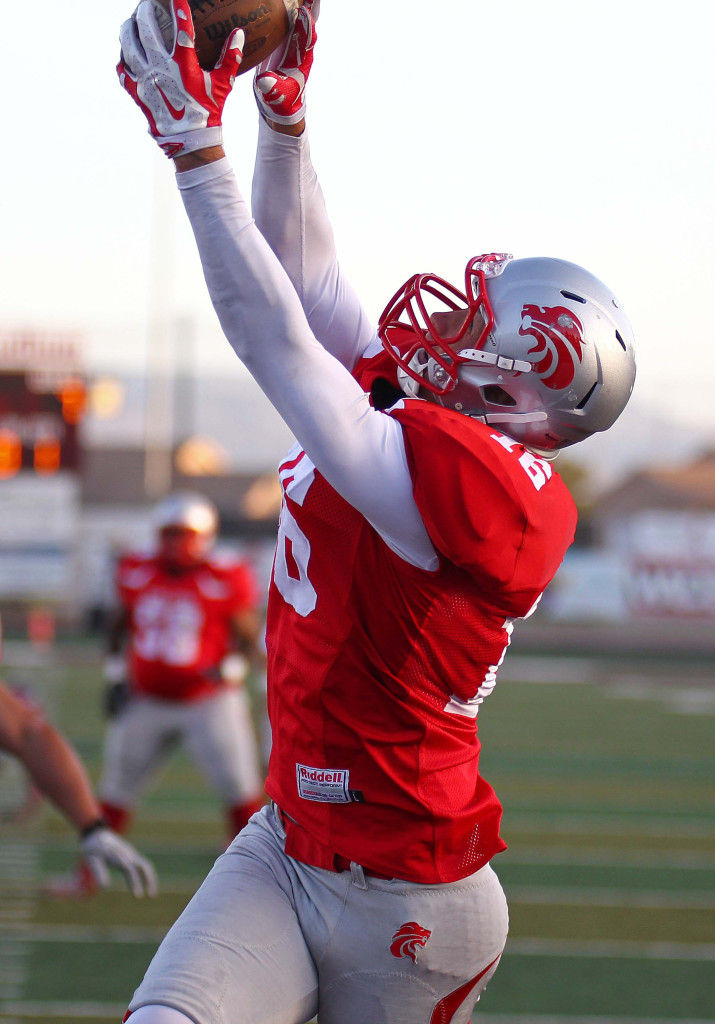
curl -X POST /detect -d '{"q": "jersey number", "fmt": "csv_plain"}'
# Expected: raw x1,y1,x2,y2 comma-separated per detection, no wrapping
274,505,317,617
490,433,554,491
133,593,203,665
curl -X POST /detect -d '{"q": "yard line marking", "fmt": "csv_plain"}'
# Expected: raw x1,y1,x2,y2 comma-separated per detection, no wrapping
4,877,209,896
0,923,166,943
32,841,715,869
506,938,715,960
0,1000,126,1019
471,1016,715,1024
0,838,38,1003
505,885,715,909
1,924,712,962
499,657,599,683
30,837,224,855
506,816,715,837
503,847,715,869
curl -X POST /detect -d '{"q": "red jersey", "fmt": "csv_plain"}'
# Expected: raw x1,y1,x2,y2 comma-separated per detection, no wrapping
116,553,258,702
264,366,577,883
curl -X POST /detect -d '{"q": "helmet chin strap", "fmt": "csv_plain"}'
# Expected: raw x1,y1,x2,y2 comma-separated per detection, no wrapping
397,348,548,431
474,410,548,425
457,349,532,374
467,410,559,461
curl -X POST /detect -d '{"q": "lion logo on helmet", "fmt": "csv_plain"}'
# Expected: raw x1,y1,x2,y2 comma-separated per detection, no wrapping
389,921,432,963
519,304,585,390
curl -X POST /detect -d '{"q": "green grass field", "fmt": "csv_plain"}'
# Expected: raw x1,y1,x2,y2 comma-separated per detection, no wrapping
1,640,713,1024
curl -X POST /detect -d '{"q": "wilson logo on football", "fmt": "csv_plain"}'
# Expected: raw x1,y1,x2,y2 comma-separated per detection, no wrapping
518,304,585,391
390,921,432,963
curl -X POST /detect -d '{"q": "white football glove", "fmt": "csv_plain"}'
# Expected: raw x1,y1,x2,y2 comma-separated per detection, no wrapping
118,0,244,157
219,653,249,686
254,0,317,125
80,825,158,898
102,654,127,685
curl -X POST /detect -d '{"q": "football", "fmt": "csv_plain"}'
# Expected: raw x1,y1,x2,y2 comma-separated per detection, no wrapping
156,0,303,72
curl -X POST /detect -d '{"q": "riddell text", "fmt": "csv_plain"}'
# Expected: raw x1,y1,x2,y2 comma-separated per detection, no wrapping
299,768,346,784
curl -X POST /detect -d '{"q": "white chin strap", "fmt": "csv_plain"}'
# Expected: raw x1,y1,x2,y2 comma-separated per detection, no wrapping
397,346,533,396
457,349,532,374
397,348,547,429
475,410,548,425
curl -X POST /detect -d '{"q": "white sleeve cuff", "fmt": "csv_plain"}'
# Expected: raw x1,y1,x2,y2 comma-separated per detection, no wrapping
257,115,308,151
176,157,234,191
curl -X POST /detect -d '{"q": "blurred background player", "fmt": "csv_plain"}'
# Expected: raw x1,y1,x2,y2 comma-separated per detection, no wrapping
56,491,266,897
0,616,156,898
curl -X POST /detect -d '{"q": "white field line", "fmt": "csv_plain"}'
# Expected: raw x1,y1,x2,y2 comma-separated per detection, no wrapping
504,847,715,869
498,657,599,683
0,1000,126,1019
504,886,715,909
0,838,37,1003
505,938,715,961
152,879,715,909
1,923,712,963
6,873,712,909
30,839,715,870
30,837,225,855
471,1017,715,1024
0,923,166,943
505,816,715,838
36,805,715,831
1,1008,713,1024
4,872,714,910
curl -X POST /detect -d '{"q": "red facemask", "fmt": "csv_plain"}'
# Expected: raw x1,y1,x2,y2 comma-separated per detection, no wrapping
378,254,512,395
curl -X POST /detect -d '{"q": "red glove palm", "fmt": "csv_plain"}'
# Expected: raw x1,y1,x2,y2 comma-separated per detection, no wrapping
253,0,317,125
118,0,244,157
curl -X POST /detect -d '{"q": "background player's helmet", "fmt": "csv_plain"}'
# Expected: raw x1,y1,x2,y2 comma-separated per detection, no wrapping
154,492,219,568
378,254,636,455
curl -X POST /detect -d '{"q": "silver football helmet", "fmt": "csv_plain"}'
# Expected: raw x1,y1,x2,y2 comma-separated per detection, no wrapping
153,492,219,564
378,254,636,455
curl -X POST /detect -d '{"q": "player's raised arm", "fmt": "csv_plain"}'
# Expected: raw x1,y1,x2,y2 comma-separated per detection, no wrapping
251,4,376,370
118,0,435,569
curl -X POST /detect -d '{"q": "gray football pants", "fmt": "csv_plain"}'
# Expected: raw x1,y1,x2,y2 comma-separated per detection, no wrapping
128,804,509,1024
99,689,262,809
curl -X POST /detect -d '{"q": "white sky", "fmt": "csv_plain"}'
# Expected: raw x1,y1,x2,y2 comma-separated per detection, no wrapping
1,0,714,440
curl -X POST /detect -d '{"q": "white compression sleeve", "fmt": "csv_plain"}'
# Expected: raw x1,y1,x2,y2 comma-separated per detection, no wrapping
177,162,437,571
251,119,377,371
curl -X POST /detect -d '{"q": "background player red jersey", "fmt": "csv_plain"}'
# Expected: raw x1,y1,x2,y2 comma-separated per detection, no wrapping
117,548,258,702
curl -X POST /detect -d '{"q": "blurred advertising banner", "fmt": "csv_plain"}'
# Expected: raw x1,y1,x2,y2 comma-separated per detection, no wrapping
548,510,715,622
621,510,715,618
0,474,80,600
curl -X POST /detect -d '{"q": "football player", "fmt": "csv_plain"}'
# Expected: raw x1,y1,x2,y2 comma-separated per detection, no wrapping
116,1,635,1021
0,618,156,897
55,491,266,897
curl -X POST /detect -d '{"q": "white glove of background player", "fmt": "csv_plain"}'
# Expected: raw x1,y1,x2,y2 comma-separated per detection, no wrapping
254,0,317,125
118,0,244,157
102,654,127,685
80,824,158,898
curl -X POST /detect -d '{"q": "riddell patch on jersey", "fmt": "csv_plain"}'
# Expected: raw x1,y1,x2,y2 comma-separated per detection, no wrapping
296,764,364,803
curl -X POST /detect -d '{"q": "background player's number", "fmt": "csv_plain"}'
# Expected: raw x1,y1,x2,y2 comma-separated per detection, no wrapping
133,594,203,665
274,506,317,616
